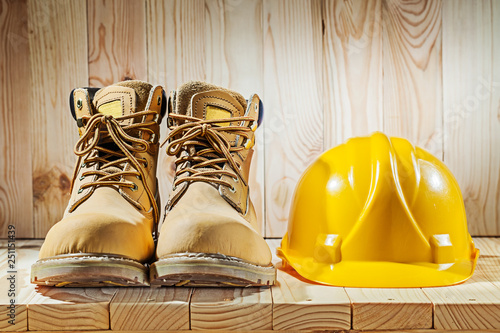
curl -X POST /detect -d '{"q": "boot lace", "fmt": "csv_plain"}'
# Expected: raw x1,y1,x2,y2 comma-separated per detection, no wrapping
162,113,254,190
70,111,159,223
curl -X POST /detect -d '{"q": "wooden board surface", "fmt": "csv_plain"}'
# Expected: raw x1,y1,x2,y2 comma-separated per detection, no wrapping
267,240,351,331
28,287,117,331
263,0,323,237
322,0,384,148
423,237,500,330
2,0,500,244
88,0,147,86
0,0,33,238
2,239,500,331
28,0,88,238
190,287,273,330
346,288,432,330
442,0,500,236
3,331,500,333
110,287,191,331
383,0,443,158
0,240,42,331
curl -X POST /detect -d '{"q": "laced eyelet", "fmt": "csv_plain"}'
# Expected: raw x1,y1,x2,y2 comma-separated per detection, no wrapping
244,138,254,149
131,184,138,191
143,161,148,168
229,186,236,193
250,121,257,132
232,176,239,182
81,163,86,169
79,175,85,181
172,184,177,191
77,188,83,194
136,175,141,180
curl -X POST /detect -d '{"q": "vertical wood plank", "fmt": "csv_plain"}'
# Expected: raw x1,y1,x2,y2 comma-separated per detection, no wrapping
323,0,384,149
383,0,443,157
146,0,206,220
205,0,265,233
88,0,147,86
263,0,323,237
442,0,500,235
0,0,33,238
147,0,206,88
29,0,88,237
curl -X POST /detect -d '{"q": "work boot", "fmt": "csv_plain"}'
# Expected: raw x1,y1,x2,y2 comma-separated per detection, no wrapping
151,81,275,287
31,80,166,287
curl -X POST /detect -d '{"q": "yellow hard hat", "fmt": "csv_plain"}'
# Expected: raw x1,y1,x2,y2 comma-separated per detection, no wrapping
278,132,479,288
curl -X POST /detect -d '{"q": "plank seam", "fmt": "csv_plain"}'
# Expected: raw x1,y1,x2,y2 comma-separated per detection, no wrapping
343,287,354,330
108,288,119,330
188,287,194,330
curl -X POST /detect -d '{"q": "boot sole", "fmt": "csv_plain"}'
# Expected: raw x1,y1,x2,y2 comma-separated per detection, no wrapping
149,253,276,287
31,254,149,287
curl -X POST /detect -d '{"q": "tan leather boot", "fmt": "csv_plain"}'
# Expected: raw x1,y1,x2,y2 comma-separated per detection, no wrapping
31,80,165,287
151,81,275,287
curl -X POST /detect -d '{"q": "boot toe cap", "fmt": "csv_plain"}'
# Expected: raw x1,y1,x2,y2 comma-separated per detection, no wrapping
157,214,272,267
39,212,154,263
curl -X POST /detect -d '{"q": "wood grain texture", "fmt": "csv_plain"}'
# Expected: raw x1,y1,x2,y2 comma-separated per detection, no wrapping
474,237,500,256
110,287,191,331
28,0,88,237
473,238,500,291
0,0,33,238
190,287,273,330
1,0,500,251
272,269,351,330
146,0,206,223
263,0,323,237
442,0,500,236
346,288,432,330
147,0,206,88
323,0,384,149
0,240,41,331
383,0,443,157
1,239,500,331
28,287,117,331
88,0,147,86
205,0,266,234
266,239,351,330
423,239,500,329
4,331,500,333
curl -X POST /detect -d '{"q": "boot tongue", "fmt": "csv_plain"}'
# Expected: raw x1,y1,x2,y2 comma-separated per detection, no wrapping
175,81,247,121
93,80,153,125
91,81,153,171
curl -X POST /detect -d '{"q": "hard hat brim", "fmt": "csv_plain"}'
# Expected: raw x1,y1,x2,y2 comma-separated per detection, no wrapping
278,245,479,288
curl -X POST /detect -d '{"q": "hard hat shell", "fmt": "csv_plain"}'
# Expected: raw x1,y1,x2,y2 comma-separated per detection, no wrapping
278,132,479,288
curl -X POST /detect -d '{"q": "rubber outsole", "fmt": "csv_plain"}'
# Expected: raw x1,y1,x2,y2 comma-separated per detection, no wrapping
30,254,149,287
149,253,276,287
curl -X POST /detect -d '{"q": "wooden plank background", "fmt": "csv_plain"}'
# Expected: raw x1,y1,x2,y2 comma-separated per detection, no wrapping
0,0,498,238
